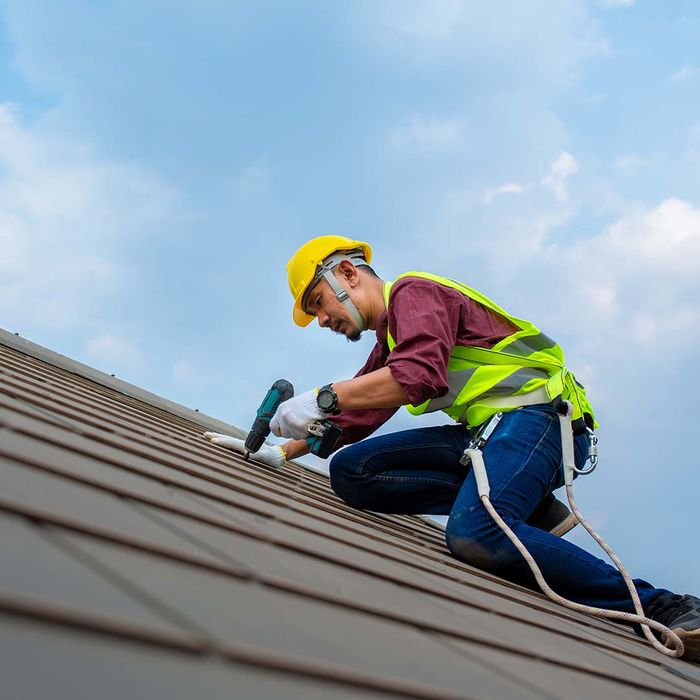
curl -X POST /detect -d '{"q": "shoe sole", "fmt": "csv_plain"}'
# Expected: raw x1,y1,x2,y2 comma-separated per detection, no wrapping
549,513,578,538
668,627,700,660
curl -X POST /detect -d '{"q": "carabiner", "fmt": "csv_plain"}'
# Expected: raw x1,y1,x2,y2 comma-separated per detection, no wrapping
574,429,598,475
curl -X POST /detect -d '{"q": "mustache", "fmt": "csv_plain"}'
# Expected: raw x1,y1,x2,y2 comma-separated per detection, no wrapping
330,326,362,343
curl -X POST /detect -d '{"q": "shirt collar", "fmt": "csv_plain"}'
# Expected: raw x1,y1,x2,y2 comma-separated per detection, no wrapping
375,308,389,347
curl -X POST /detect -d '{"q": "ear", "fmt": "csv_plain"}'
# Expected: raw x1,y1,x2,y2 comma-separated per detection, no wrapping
336,260,360,288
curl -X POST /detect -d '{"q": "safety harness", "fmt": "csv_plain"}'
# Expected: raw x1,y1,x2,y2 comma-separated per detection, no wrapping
463,389,684,658
382,272,683,657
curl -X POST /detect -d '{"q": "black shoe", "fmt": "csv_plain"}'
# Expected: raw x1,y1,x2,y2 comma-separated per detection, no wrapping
647,593,700,660
527,493,577,537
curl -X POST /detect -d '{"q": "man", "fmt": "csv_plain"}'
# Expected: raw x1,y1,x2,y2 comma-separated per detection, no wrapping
208,234,700,659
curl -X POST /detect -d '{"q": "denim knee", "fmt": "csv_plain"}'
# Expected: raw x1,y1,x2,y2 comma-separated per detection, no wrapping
329,447,369,509
445,511,520,573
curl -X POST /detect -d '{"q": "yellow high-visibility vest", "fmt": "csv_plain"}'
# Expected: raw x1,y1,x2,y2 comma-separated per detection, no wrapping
384,272,596,429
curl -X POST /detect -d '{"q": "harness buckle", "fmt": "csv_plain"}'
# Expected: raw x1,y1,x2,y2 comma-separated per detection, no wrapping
460,412,503,467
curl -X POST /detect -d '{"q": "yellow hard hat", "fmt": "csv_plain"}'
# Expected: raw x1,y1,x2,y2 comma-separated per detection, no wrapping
287,235,372,327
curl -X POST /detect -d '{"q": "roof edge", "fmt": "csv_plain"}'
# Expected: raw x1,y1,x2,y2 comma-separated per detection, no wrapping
0,327,247,440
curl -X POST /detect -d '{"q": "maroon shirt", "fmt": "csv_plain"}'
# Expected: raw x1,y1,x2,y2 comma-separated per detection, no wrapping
333,275,517,449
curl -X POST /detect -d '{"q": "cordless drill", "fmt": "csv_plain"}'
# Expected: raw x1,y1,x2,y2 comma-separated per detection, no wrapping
244,380,343,460
243,379,294,460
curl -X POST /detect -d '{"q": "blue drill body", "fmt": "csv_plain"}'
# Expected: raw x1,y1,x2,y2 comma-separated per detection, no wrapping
244,379,343,461
243,379,294,459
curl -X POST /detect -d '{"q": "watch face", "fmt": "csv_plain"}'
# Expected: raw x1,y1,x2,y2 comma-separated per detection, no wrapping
318,390,334,410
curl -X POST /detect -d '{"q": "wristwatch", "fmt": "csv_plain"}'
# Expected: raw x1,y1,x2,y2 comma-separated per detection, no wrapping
316,384,341,415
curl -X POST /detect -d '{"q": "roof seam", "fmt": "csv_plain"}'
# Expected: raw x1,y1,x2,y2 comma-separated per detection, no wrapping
0,585,691,700
0,432,586,623
1,343,446,535
0,487,649,665
0,397,449,555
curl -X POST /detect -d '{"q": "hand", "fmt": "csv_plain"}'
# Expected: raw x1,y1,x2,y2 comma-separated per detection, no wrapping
203,432,286,469
270,388,325,440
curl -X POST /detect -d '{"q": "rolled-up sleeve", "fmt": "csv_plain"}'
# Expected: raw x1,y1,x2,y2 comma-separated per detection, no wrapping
385,278,462,407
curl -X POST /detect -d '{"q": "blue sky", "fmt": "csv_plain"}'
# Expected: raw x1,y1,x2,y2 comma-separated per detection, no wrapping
1,0,699,594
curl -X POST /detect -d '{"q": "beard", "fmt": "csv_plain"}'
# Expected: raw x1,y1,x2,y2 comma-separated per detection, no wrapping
330,324,362,343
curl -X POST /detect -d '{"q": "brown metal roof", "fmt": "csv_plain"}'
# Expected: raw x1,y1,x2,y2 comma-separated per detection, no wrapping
1,327,699,699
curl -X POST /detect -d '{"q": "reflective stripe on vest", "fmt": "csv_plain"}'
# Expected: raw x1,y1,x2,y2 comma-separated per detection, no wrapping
383,272,596,428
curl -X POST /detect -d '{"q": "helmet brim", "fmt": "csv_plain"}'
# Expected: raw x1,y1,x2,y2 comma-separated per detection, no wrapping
293,298,314,327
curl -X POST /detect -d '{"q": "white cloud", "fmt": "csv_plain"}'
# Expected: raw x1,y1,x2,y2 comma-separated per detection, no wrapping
87,334,144,373
388,116,466,150
442,182,700,400
0,103,179,333
361,2,607,90
603,197,700,271
669,65,697,83
579,281,618,317
542,198,700,362
438,154,583,277
541,151,579,201
483,183,524,204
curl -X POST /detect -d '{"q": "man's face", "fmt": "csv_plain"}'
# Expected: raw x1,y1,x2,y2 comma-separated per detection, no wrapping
304,277,363,342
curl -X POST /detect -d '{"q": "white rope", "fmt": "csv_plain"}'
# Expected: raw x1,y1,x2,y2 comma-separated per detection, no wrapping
467,416,685,658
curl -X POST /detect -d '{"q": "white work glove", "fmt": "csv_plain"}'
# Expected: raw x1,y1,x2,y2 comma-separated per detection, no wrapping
270,388,325,440
203,432,286,469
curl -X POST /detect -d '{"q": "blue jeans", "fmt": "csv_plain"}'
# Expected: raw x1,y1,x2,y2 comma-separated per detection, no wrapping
330,403,668,612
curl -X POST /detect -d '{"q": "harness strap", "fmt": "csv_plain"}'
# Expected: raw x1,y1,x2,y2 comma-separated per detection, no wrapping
477,386,549,410
322,270,366,331
556,401,577,487
476,385,592,436
463,401,684,659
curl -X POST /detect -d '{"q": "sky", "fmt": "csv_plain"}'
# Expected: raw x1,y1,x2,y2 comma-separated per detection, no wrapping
1,0,699,594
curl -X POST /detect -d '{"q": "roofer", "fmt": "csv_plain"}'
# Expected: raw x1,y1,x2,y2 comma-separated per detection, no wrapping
212,235,700,658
